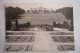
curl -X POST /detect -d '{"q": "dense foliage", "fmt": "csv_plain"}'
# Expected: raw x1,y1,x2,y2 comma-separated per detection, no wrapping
5,7,25,30
55,7,73,31
53,21,69,29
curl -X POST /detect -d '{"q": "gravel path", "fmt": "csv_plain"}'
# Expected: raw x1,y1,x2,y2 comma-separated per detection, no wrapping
32,31,58,51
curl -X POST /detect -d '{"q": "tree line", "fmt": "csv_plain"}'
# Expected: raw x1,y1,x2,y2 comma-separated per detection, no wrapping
5,6,25,30
55,7,73,31
18,21,31,28
53,21,69,29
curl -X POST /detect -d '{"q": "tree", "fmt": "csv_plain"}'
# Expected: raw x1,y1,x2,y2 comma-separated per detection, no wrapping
62,21,69,29
6,20,12,30
56,23,62,28
5,7,25,30
27,10,30,13
15,20,18,30
27,21,31,27
55,7,73,31
53,21,56,27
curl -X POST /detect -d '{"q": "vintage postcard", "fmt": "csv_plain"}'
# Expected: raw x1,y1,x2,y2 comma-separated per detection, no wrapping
5,3,75,52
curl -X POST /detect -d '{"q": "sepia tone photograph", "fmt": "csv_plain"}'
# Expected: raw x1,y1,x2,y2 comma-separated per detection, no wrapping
5,3,75,52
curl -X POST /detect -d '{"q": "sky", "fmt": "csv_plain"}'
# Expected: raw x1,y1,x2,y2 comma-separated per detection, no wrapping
5,3,73,11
